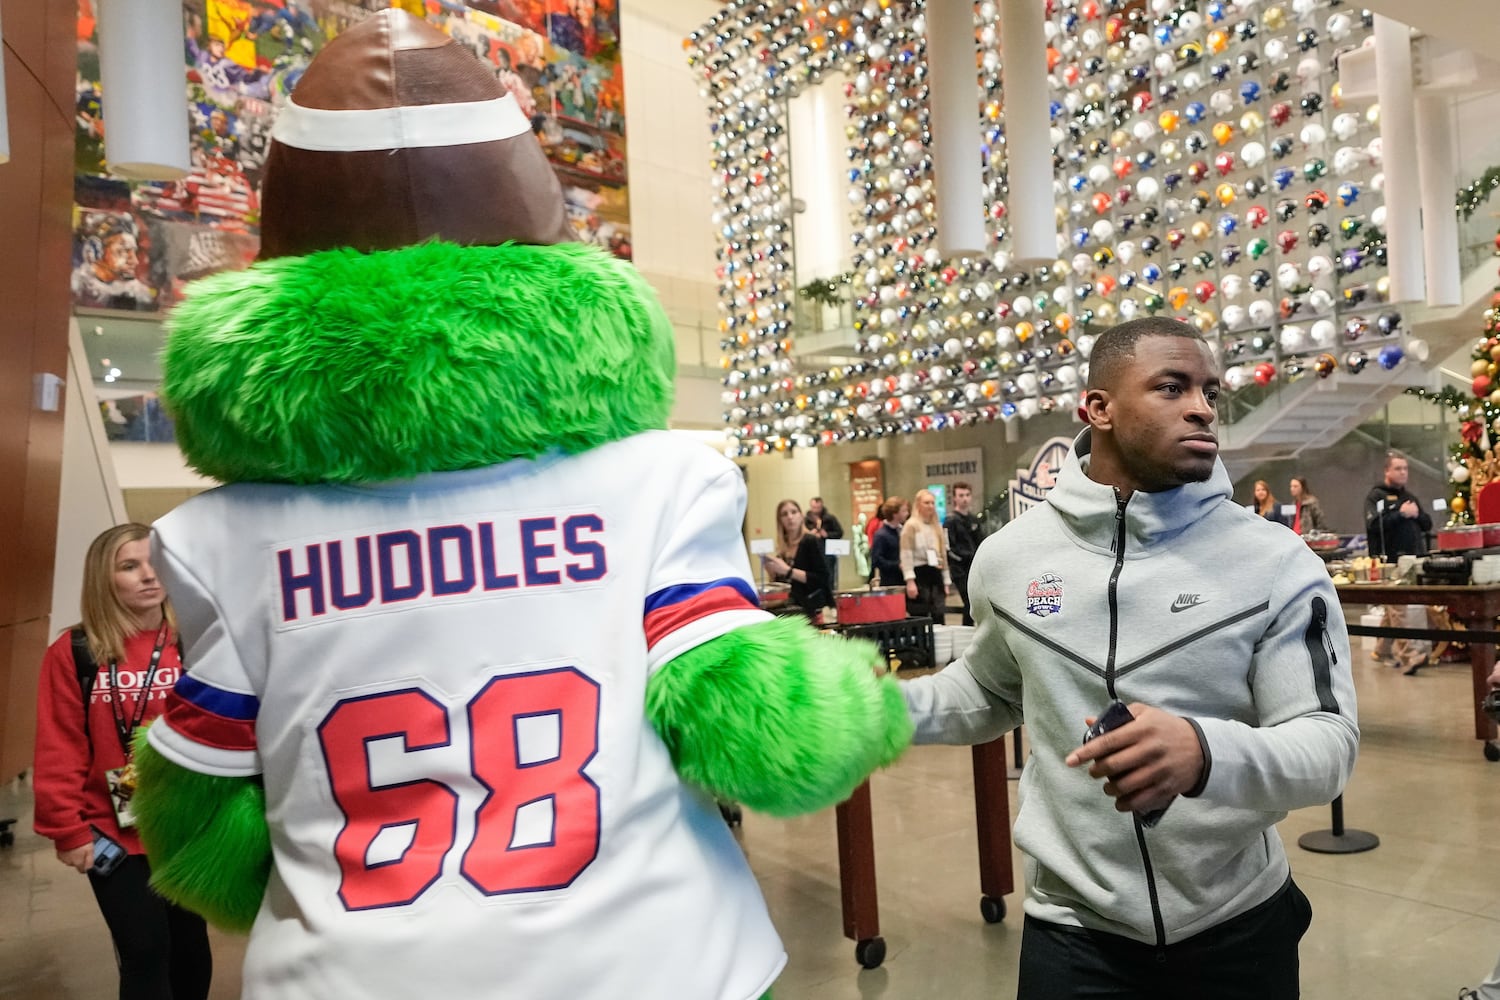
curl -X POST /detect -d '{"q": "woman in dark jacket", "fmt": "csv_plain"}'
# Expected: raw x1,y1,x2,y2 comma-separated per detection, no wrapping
763,499,830,618
868,496,909,588
1288,477,1329,535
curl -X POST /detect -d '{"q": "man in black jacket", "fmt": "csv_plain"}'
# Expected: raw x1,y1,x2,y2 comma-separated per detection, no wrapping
1364,451,1433,673
945,482,985,626
810,497,843,594
1364,452,1431,559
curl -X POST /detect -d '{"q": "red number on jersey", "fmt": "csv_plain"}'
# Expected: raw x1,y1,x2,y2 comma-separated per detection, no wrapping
318,689,459,911
462,668,601,894
318,669,602,910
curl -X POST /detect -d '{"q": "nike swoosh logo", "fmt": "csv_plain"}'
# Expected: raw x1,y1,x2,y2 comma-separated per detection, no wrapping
1170,598,1207,613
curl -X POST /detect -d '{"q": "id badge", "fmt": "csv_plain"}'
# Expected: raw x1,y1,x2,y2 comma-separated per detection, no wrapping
105,764,137,829
926,547,939,566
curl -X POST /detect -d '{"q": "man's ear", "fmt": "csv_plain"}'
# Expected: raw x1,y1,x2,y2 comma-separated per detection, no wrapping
1082,387,1112,430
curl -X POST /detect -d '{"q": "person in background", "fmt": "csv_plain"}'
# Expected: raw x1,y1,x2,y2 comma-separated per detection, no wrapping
900,488,951,621
32,524,212,1000
900,317,1357,999
945,481,985,626
865,501,885,552
869,496,908,589
763,498,830,620
1252,479,1289,526
852,512,872,581
1364,452,1431,560
809,496,843,595
1458,658,1500,1000
1287,477,1329,535
1365,451,1434,674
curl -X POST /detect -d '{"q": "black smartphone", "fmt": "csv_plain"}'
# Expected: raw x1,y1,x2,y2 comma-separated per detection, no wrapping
90,825,127,877
1080,701,1169,828
1082,700,1135,744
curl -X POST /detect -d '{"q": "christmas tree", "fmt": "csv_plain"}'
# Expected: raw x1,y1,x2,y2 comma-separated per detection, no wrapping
1406,285,1500,526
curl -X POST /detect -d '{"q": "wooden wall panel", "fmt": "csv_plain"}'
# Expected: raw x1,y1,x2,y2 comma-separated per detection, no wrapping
0,0,80,782
0,38,46,626
1,620,48,778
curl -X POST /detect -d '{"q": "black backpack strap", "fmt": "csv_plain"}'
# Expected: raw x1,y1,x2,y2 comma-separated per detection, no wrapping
70,627,99,759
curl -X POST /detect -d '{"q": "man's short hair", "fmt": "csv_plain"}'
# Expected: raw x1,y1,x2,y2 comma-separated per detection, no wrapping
1086,318,1205,391
952,482,971,493
1384,450,1407,470
810,496,823,504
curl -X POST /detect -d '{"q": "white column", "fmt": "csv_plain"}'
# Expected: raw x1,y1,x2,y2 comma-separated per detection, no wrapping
926,0,987,257
97,0,190,180
997,0,1056,265
1415,95,1460,306
789,78,852,285
1374,15,1424,303
0,1,10,165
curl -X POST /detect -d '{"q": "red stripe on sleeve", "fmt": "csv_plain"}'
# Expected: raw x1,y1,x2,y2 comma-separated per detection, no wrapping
644,586,759,650
162,691,257,752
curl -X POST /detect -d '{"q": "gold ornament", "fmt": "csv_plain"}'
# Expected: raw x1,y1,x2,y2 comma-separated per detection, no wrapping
1472,358,1490,377
1468,450,1500,494
1452,495,1468,514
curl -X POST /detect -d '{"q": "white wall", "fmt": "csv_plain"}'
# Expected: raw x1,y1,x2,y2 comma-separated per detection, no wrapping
620,5,726,427
107,442,217,490
739,446,822,566
50,321,128,630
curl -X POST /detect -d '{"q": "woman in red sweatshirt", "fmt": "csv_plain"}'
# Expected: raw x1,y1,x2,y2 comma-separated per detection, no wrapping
33,523,212,1000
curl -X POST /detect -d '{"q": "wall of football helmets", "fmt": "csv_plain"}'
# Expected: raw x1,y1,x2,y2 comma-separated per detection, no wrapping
689,0,1402,458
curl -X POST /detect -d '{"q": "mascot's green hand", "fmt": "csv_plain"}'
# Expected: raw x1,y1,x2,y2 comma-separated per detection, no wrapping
131,728,271,932
645,616,913,816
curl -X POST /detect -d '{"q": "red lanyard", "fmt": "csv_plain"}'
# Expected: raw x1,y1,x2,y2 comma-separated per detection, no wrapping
106,623,169,760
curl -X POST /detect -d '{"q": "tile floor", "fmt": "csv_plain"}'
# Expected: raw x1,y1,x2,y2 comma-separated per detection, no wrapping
0,637,1495,999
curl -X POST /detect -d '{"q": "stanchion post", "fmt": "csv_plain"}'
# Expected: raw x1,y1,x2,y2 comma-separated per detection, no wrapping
1297,794,1379,854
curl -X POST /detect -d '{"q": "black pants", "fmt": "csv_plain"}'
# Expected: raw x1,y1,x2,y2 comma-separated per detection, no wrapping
907,565,946,622
1016,879,1312,1000
89,854,213,1000
954,570,974,626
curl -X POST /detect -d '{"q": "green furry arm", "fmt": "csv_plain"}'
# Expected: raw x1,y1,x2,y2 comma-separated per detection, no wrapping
646,616,913,816
131,730,271,932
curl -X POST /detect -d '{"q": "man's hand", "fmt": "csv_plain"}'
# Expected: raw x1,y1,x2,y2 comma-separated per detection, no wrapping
1400,500,1419,518
906,580,918,599
58,844,92,873
1488,660,1499,691
1064,704,1204,815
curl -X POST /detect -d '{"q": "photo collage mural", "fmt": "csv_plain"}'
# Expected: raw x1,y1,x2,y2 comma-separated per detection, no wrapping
71,0,632,319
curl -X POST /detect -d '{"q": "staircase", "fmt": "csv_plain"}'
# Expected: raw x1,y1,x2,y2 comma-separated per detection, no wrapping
1215,15,1500,481
1218,224,1497,481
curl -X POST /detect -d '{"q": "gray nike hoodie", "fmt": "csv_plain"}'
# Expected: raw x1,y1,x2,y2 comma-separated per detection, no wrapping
902,429,1359,945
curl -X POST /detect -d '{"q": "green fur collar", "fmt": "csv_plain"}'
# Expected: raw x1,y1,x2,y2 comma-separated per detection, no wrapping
161,241,676,484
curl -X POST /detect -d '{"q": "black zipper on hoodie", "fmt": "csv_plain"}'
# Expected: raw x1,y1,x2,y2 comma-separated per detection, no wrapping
1108,489,1168,950
1105,491,1127,701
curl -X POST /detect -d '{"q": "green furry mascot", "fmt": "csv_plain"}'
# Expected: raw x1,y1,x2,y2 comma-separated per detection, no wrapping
130,11,910,1000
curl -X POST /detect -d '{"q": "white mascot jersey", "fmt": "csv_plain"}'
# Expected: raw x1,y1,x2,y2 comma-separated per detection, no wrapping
148,431,785,999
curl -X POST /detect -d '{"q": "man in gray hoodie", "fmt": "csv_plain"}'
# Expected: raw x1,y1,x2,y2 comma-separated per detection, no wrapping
902,317,1358,999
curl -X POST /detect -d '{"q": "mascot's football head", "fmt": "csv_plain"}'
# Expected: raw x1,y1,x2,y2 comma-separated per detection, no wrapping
161,8,675,486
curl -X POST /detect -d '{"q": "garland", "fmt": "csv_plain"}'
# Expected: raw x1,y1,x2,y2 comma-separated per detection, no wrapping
1457,166,1500,222
798,272,852,307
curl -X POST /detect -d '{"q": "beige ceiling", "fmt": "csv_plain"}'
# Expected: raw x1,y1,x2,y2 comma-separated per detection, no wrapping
1313,1,1499,57
624,0,721,34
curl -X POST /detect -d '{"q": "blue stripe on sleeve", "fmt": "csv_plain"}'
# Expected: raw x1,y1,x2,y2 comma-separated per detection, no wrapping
644,577,760,614
173,674,261,721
